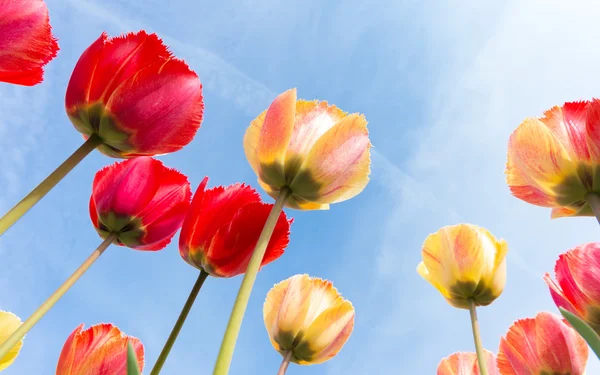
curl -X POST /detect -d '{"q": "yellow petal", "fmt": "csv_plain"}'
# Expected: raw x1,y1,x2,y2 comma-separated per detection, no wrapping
290,113,371,204
243,110,265,177
295,300,354,365
506,117,577,206
264,277,291,352
0,311,23,371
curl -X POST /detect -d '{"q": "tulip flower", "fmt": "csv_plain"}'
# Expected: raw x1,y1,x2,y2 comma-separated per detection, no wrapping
179,177,291,277
544,242,600,334
213,89,370,375
244,88,371,211
418,224,508,375
0,157,190,361
90,157,192,250
497,312,588,375
0,30,203,237
148,178,291,375
506,100,600,224
437,351,498,375
0,311,23,371
56,323,144,375
263,274,354,374
0,0,59,86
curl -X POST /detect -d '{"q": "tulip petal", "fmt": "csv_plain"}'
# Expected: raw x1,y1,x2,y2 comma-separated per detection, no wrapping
0,0,59,86
283,100,347,178
542,103,591,161
264,277,292,352
585,99,600,162
56,324,144,375
506,117,578,206
254,88,296,186
204,202,290,277
297,301,354,364
256,179,330,211
437,351,498,375
92,157,160,218
106,56,203,156
291,113,371,204
65,33,107,111
0,311,22,371
497,312,588,375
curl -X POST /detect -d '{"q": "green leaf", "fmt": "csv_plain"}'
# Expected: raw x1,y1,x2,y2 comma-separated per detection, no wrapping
127,341,142,375
560,307,600,359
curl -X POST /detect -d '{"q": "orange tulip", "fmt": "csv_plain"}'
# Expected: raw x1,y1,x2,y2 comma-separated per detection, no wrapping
506,100,600,218
417,224,508,309
497,312,588,375
0,311,22,371
56,323,144,375
263,274,354,365
244,88,371,210
437,351,498,375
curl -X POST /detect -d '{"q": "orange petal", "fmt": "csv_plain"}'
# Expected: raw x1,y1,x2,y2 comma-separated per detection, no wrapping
506,117,577,206
541,103,591,162
256,89,297,186
437,351,498,375
0,311,22,371
291,113,371,204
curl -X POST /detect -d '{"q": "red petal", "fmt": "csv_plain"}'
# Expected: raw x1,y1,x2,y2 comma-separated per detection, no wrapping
179,178,261,258
0,0,59,86
206,202,291,277
91,157,160,218
586,99,600,161
138,197,190,251
557,243,600,310
65,33,107,110
105,56,203,156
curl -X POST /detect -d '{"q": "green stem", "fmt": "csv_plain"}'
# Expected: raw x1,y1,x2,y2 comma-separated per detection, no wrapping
586,192,600,226
0,234,114,358
150,270,210,375
276,351,293,375
212,188,290,375
0,134,102,236
468,300,488,375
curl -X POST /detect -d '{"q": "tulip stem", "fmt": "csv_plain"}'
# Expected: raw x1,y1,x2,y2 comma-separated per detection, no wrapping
0,134,102,236
212,188,291,375
0,234,114,359
586,193,600,225
150,270,210,375
277,351,293,375
468,300,488,375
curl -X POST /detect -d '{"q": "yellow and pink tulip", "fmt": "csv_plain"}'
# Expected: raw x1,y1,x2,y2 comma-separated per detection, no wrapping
417,224,508,308
244,88,371,210
263,274,354,367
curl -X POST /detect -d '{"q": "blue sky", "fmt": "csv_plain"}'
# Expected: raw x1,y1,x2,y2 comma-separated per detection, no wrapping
1,0,600,374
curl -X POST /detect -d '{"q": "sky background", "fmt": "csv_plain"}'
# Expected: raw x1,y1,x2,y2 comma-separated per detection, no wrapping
1,0,600,374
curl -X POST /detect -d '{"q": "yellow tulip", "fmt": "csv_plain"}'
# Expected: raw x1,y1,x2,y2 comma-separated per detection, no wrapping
244,88,371,210
417,224,507,309
0,311,23,371
263,274,354,365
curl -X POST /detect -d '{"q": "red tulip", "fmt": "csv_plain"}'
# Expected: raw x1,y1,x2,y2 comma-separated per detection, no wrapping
65,31,203,158
56,323,144,375
497,312,588,375
0,0,58,86
544,242,600,334
179,177,291,277
90,157,191,250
